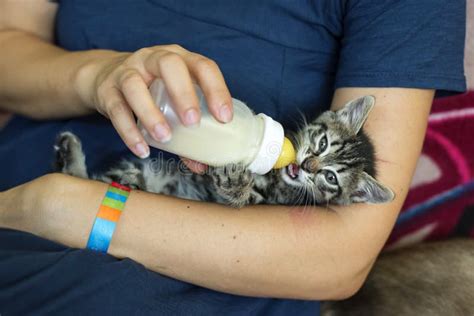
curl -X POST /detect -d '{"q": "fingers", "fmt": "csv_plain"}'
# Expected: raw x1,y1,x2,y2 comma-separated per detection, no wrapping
119,69,172,142
146,51,201,126
184,54,233,123
103,87,150,158
181,157,208,174
144,46,233,124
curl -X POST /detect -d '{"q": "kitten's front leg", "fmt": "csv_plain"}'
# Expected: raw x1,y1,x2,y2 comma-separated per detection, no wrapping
98,160,147,190
210,164,262,208
54,132,88,178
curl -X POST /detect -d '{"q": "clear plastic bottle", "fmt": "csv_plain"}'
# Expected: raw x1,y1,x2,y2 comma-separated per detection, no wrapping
138,79,295,174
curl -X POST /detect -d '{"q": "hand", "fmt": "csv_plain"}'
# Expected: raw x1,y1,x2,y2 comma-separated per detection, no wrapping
75,45,233,158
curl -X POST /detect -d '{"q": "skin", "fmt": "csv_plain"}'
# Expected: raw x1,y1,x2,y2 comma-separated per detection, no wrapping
0,1,434,300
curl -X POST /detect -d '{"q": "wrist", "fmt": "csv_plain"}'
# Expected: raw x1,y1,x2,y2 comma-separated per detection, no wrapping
1,173,76,239
0,185,26,231
1,173,111,250
21,174,64,236
31,173,104,248
0,173,52,232
38,174,108,249
73,50,129,110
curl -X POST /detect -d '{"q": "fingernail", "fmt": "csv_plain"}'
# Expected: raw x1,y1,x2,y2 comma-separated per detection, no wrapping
184,108,199,126
135,142,149,159
154,123,171,142
219,104,232,123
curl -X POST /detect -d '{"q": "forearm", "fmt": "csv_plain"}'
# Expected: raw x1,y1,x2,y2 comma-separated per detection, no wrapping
0,30,122,118
1,173,366,300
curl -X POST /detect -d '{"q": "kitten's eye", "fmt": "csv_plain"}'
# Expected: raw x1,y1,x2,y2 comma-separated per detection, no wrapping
318,135,328,153
322,170,338,185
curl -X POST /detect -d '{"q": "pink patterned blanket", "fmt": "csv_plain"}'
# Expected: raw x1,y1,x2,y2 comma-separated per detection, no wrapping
387,92,474,249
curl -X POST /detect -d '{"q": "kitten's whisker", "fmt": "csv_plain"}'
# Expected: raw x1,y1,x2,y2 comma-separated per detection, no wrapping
303,192,309,212
294,186,307,211
294,109,310,135
294,187,305,208
310,186,317,209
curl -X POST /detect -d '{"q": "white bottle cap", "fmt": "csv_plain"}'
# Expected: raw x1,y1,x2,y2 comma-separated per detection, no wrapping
247,114,284,175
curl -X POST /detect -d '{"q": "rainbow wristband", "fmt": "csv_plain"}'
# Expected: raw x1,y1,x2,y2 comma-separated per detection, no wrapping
86,182,131,253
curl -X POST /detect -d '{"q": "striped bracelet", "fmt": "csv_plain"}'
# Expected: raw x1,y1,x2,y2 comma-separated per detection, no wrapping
86,182,131,253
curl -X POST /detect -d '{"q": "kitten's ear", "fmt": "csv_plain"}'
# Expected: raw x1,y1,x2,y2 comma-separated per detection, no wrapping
350,172,394,204
337,95,375,134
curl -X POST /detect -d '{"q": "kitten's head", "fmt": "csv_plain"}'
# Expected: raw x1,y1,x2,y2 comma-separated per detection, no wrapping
282,96,394,205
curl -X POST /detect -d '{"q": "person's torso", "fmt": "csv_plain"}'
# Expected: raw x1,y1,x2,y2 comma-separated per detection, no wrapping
56,0,345,130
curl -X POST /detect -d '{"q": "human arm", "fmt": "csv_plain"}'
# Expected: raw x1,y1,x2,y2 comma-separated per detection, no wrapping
0,0,232,159
0,87,433,300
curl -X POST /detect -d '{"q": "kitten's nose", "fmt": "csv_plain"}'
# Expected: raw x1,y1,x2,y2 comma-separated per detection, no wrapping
301,157,319,173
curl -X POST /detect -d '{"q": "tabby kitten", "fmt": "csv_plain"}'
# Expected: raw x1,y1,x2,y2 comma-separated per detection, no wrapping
54,95,394,207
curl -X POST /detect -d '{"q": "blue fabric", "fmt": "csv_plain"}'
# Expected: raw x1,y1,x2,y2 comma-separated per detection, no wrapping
0,228,315,315
336,0,466,94
0,0,466,315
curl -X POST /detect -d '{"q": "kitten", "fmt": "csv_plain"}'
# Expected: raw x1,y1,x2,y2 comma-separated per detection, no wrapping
54,95,394,208
321,239,474,316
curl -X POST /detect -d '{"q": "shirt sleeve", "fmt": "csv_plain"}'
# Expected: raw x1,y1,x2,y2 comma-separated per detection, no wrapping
335,0,466,96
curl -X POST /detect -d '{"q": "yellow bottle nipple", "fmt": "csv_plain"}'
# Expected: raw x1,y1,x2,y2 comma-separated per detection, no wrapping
273,137,296,169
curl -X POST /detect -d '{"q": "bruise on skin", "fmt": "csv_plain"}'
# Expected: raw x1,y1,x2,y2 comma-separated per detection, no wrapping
287,206,334,245
288,206,319,229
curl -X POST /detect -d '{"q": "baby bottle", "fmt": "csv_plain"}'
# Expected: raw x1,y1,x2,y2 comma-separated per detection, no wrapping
138,79,295,175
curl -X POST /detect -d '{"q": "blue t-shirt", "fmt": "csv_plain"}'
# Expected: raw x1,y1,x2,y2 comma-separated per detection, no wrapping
0,0,466,315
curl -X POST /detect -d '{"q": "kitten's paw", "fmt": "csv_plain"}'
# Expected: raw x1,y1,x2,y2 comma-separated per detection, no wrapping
100,160,146,190
54,132,88,178
212,164,252,189
211,164,254,208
